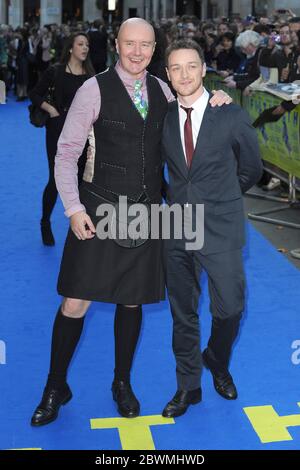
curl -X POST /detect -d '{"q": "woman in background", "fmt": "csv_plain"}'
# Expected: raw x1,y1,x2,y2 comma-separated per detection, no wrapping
216,32,241,77
30,32,95,246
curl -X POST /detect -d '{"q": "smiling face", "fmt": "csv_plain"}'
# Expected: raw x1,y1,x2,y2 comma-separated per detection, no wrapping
115,19,155,79
167,48,206,102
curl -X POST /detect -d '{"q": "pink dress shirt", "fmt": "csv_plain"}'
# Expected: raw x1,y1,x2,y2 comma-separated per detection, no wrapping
55,62,174,217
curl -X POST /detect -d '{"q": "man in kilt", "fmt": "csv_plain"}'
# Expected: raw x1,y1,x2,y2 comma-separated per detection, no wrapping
31,18,231,426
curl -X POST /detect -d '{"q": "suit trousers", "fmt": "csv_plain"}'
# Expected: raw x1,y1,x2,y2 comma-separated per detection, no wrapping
164,237,245,391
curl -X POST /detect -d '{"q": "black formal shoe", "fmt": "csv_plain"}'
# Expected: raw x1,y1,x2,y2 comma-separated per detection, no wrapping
41,220,55,246
112,380,140,418
162,388,202,418
31,384,72,426
202,349,237,400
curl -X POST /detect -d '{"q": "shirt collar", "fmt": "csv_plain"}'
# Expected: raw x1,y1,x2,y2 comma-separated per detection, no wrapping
115,60,147,88
177,87,209,113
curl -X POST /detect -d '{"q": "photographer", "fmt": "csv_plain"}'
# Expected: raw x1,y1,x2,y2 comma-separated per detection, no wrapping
259,24,298,83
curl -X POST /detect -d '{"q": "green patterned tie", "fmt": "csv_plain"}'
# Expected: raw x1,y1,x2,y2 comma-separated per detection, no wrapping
133,80,148,119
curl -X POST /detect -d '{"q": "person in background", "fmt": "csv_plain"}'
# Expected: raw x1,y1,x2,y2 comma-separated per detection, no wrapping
224,30,261,91
88,19,107,74
29,32,95,246
15,28,30,101
216,32,241,77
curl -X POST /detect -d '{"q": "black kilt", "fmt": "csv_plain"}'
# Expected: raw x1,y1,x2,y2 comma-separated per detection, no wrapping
57,186,165,304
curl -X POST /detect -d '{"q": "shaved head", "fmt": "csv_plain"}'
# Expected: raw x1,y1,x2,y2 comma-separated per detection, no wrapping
117,18,155,42
115,17,156,79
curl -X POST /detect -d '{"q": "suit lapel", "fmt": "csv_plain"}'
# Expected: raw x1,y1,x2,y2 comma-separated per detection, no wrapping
168,102,189,179
189,97,219,174
167,94,220,177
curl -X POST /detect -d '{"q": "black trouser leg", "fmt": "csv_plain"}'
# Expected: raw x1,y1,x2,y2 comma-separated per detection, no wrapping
165,237,203,391
41,176,58,222
42,125,59,222
207,313,242,372
114,304,142,382
202,249,245,373
42,128,87,221
47,308,85,389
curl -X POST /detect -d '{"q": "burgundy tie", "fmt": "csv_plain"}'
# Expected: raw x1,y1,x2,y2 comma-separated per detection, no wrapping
181,106,194,168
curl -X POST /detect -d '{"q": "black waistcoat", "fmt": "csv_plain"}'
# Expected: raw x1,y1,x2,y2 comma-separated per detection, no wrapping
89,66,168,203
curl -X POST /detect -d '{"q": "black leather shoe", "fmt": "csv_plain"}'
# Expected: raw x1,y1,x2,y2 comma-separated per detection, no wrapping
112,380,140,418
41,220,55,246
202,349,237,400
162,388,202,418
31,384,72,426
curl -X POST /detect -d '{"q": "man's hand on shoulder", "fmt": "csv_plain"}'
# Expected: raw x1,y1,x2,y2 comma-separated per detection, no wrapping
70,211,96,241
210,89,233,106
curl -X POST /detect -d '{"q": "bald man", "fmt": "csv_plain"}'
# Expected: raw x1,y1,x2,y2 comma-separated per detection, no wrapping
31,18,232,426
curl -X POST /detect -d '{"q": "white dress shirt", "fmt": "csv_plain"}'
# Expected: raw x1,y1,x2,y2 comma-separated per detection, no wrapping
178,88,209,163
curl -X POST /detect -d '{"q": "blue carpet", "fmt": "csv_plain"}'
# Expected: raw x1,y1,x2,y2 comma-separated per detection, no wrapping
1,95,300,450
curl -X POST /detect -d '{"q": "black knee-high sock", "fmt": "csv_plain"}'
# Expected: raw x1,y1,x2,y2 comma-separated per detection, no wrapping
114,305,142,383
47,308,85,389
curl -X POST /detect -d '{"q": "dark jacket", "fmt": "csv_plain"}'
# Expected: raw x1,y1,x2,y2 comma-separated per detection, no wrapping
234,47,261,90
216,48,241,72
162,98,263,254
88,29,107,73
259,46,299,83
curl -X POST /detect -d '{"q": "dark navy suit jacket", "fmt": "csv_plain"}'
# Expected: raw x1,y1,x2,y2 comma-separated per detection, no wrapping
162,96,263,255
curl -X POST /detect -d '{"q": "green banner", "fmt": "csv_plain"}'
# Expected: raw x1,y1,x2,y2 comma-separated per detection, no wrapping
205,73,300,178
243,92,300,178
205,72,242,105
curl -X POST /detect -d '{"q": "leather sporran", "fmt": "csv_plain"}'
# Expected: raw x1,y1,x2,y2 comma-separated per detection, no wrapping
110,201,151,249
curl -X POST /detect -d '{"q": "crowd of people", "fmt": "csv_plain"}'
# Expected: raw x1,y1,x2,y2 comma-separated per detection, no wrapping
0,20,107,100
1,11,300,101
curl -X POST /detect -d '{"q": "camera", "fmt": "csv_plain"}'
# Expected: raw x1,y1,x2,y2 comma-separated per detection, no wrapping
271,33,281,43
233,72,249,81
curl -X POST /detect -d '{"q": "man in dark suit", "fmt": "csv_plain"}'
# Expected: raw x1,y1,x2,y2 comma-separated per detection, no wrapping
161,39,263,418
88,20,107,73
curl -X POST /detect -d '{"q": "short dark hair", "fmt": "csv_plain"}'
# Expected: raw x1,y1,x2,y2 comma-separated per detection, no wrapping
202,23,214,33
253,24,271,35
166,39,205,66
220,31,236,42
279,23,290,30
